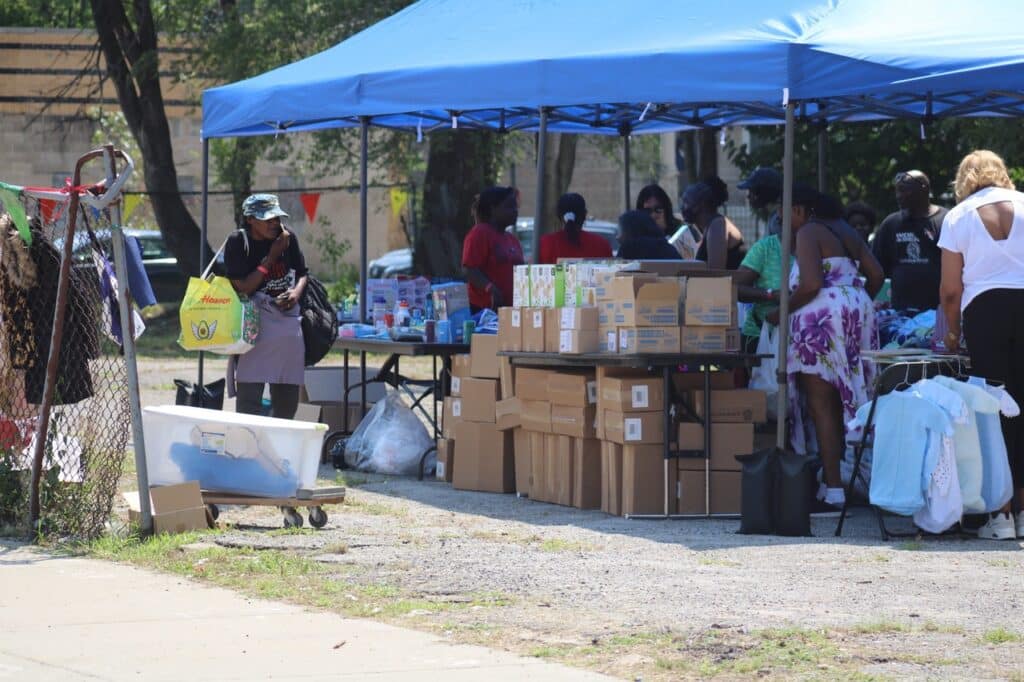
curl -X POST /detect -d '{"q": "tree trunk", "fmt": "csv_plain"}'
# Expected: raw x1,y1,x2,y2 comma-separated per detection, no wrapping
90,0,209,276
414,130,503,278
538,133,577,235
698,127,720,180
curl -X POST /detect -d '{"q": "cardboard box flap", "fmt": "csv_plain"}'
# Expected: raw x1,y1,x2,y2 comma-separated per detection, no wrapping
149,481,203,513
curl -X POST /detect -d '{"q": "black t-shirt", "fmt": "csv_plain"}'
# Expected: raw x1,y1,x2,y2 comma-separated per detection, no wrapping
618,237,683,260
223,229,309,297
871,207,948,311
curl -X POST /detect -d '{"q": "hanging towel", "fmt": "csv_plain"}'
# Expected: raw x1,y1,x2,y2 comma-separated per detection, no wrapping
967,377,1016,513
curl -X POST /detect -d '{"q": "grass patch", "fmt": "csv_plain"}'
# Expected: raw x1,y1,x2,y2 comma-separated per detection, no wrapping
333,472,370,488
896,540,925,551
344,498,407,517
921,621,966,635
851,620,909,635
697,556,741,568
537,538,593,553
981,628,1021,645
265,527,317,537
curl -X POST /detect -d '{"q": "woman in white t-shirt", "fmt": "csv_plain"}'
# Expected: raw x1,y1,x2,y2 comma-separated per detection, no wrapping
939,150,1024,540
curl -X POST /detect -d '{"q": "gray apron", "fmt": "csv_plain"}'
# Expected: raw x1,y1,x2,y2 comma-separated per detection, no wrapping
233,292,305,386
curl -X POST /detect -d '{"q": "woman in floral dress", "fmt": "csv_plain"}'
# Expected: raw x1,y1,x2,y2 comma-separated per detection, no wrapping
770,187,884,508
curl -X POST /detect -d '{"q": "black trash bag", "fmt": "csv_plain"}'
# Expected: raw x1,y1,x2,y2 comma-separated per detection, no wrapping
736,448,776,535
174,378,226,410
773,449,814,537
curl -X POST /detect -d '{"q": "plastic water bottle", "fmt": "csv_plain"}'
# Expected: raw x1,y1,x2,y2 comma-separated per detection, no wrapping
395,299,412,328
425,296,435,321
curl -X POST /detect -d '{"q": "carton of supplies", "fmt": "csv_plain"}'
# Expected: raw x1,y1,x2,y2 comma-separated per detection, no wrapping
521,399,552,433
124,481,209,534
547,371,597,407
470,333,501,378
676,470,741,514
599,376,664,412
436,438,454,482
442,397,461,438
498,307,523,351
612,277,685,327
551,404,597,439
522,307,547,352
450,354,472,396
513,264,531,307
513,428,532,495
530,264,558,308
684,277,733,326
452,422,514,494
676,423,755,471
454,378,498,423
142,406,326,498
692,390,768,423
559,306,598,331
529,431,546,499
499,356,515,399
618,326,681,354
603,410,665,445
573,438,602,510
601,441,623,516
597,301,615,326
496,397,522,431
622,444,677,516
559,329,600,354
514,367,551,401
598,325,618,352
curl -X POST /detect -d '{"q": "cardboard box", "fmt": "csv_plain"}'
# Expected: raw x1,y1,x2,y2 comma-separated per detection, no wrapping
550,434,574,506
292,402,323,424
612,277,684,327
560,306,598,331
530,264,558,308
625,260,708,277
498,307,523,352
456,378,498,423
442,397,461,438
677,422,755,471
551,404,597,439
529,431,547,500
514,367,551,401
559,329,600,354
622,445,677,516
604,410,665,445
597,300,616,326
452,421,515,494
573,438,602,510
595,408,605,440
599,376,664,412
125,481,208,535
499,356,515,399
601,441,623,516
522,307,547,352
470,334,500,379
676,470,742,514
513,264,531,308
598,325,618,352
450,354,472,396
300,366,388,405
436,438,454,482
684,277,733,326
726,327,741,352
521,400,552,433
618,326,681,354
544,307,561,352
547,371,597,407
319,403,372,436
680,326,730,353
496,397,522,431
692,390,768,423
513,428,532,495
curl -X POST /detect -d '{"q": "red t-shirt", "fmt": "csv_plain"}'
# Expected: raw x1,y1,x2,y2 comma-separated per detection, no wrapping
462,223,525,309
538,229,613,264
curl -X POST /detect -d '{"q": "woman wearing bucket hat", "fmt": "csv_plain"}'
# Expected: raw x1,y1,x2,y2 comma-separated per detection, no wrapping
223,193,308,419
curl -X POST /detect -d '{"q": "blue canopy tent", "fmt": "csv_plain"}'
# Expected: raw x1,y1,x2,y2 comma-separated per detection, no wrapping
200,0,1024,462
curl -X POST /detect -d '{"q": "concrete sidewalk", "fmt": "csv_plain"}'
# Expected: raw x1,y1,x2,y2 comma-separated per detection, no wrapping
0,543,609,681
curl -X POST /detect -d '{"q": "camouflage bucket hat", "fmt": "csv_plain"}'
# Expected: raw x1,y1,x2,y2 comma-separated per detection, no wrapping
242,193,289,220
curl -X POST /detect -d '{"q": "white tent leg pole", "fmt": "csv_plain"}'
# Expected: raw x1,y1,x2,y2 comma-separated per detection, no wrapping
776,102,796,448
532,107,548,264
198,137,209,406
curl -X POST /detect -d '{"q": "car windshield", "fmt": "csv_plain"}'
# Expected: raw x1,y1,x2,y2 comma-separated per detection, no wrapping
136,235,172,259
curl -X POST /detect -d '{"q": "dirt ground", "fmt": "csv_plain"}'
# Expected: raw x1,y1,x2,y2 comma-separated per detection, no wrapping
131,357,1024,681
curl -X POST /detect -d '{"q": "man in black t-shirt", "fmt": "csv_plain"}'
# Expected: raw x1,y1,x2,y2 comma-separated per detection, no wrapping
871,170,948,311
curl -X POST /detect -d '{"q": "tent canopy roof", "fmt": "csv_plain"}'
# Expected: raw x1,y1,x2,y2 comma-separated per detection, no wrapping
202,0,1024,139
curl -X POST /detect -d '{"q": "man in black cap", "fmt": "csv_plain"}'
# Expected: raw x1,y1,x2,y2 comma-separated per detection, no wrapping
871,170,948,311
738,167,782,236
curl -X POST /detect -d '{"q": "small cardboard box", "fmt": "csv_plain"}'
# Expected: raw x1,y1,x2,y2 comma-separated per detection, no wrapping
684,277,733,326
547,371,597,407
550,434,574,506
671,371,735,392
530,264,557,308
573,437,602,510
598,325,618,352
496,397,522,431
559,306,599,331
456,378,498,423
514,367,551,401
601,441,623,516
676,470,742,514
680,326,730,353
603,409,665,445
521,399,552,433
692,389,768,423
522,307,547,352
544,308,561,352
618,326,681,354
470,334,500,379
607,273,659,313
125,481,208,535
452,421,515,494
513,264,531,308
726,327,741,352
677,422,755,471
559,329,600,354
436,438,454,482
612,277,684,327
529,431,547,500
599,376,664,412
513,428,532,495
442,397,461,438
450,354,472,396
551,404,597,439
499,356,515,399
498,307,523,352
622,445,677,516
597,300,616,326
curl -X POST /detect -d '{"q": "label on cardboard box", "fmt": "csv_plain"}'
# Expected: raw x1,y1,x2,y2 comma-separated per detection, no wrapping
452,399,462,417
436,461,446,479
451,376,462,396
603,329,617,352
631,385,649,409
533,310,544,328
512,309,521,327
624,417,643,441
586,381,598,404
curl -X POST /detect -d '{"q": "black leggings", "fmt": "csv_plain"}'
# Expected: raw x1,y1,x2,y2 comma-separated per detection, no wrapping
235,382,300,420
964,288,1024,492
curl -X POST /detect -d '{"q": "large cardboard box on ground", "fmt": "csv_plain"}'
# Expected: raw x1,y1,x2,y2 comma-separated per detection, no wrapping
573,438,602,510
549,434,574,506
455,378,498,423
676,470,742,514
442,397,461,439
617,326,681,354
470,334,500,379
604,410,665,445
692,390,768,423
452,421,514,493
125,481,208,534
496,397,522,431
450,354,472,396
599,376,664,412
513,428,532,495
499,357,515,400
622,445,677,516
547,371,597,407
676,423,755,471
529,431,547,500
601,441,623,516
521,399,552,433
498,307,523,352
684,277,733,326
551,404,597,439
522,307,547,352
514,367,551,402
436,438,454,482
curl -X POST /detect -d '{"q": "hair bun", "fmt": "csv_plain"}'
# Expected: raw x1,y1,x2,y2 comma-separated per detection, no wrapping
562,212,576,223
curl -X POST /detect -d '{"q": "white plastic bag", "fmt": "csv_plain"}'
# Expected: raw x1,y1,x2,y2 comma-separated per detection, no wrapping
749,323,780,420
343,393,435,475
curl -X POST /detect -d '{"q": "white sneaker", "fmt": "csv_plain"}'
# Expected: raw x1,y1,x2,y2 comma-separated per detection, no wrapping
977,513,1016,540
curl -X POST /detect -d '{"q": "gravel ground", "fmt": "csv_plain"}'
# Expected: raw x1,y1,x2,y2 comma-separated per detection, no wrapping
134,357,1024,680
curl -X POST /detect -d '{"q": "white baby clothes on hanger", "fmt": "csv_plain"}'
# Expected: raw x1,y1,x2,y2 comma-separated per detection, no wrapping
932,376,1000,513
967,377,1017,512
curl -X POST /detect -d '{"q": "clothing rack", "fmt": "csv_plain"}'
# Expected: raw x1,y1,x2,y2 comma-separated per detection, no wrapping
835,353,970,539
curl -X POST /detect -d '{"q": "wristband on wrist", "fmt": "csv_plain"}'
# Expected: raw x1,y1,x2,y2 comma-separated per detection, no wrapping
484,282,495,294
256,264,270,278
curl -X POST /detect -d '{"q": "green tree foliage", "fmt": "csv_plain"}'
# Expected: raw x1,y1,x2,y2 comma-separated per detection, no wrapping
0,0,92,27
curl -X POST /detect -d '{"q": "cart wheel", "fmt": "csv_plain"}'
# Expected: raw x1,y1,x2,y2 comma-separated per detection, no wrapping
207,504,220,521
308,506,328,529
283,507,304,528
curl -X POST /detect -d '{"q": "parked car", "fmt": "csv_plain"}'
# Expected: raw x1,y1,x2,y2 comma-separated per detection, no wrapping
366,217,620,277
64,229,189,304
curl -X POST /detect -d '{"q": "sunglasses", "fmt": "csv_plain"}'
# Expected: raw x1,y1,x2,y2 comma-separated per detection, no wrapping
894,171,928,188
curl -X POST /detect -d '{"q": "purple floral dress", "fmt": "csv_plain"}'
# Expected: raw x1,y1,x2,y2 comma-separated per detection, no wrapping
787,257,878,455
